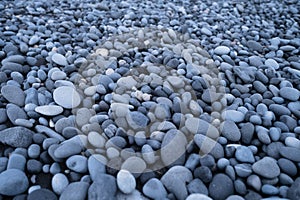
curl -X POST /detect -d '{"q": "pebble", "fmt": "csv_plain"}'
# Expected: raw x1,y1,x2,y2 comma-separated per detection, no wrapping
54,142,82,159
209,173,234,200
66,155,88,173
121,156,146,175
51,173,69,195
214,46,230,55
27,189,57,200
88,154,107,181
279,87,300,101
53,86,81,109
221,120,241,142
142,178,167,199
35,105,63,116
60,182,89,200
287,177,300,200
88,174,117,200
252,157,280,179
222,110,245,122
117,170,136,194
247,40,263,52
0,126,33,148
1,85,25,106
0,169,29,196
235,146,255,163
7,153,26,171
279,146,300,162
185,117,219,138
265,58,279,70
126,111,149,129
52,53,68,66
161,166,193,200
194,134,224,159
186,194,213,200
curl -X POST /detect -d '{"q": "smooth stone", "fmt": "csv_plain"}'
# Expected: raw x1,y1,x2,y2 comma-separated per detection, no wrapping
186,194,213,200
35,105,63,116
0,169,29,196
88,174,117,200
262,184,279,195
126,111,149,129
247,40,263,52
161,166,193,200
60,182,89,200
0,126,33,148
28,35,40,45
161,129,187,166
287,177,300,200
187,178,208,195
269,104,291,116
185,117,219,139
222,110,244,122
51,71,67,81
116,189,148,200
235,164,252,178
142,178,167,199
194,134,224,159
235,146,255,163
279,146,300,162
265,59,279,70
88,154,107,181
252,157,280,179
278,158,297,177
6,104,27,125
247,174,262,191
54,142,82,159
7,154,26,171
279,87,299,101
88,132,106,148
27,188,57,200
52,53,68,66
221,120,241,142
66,155,88,173
53,86,81,109
121,156,146,175
0,109,7,124
1,85,25,106
51,173,69,195
214,46,230,55
209,173,234,200
117,170,136,194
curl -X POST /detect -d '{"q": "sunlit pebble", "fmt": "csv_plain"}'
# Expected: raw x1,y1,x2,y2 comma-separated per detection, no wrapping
106,68,114,75
49,119,55,128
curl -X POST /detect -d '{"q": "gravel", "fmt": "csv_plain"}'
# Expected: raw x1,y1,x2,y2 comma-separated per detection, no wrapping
0,0,299,199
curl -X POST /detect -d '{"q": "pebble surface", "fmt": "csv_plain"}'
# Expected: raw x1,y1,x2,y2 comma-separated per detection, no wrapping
0,0,299,199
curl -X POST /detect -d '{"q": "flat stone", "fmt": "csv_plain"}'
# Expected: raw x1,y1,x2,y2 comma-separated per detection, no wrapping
53,86,81,109
126,111,149,130
1,85,25,106
252,157,280,179
54,142,82,159
117,170,136,194
35,105,63,116
0,169,29,196
66,155,88,173
247,40,263,52
0,126,33,148
52,53,68,66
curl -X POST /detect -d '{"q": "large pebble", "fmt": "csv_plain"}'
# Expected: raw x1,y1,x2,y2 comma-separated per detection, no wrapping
1,85,25,106
279,146,300,162
66,155,88,173
0,169,29,196
60,182,89,200
121,156,146,175
52,173,69,195
194,134,224,159
235,146,255,163
279,87,299,101
185,117,219,138
0,126,33,148
88,174,117,200
54,142,82,159
53,86,81,109
143,178,167,199
221,120,241,142
214,46,230,55
88,154,107,181
252,157,280,179
117,170,136,194
209,173,234,200
222,110,245,122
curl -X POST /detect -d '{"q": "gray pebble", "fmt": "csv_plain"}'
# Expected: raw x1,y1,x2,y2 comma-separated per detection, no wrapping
60,182,89,200
51,173,69,195
66,155,88,173
252,157,280,179
0,169,29,196
1,85,25,106
143,178,167,199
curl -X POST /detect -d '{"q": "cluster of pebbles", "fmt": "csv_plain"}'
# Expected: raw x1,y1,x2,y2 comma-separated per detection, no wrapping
0,0,300,200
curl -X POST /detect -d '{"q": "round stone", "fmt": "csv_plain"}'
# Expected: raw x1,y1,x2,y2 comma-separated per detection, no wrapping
52,53,68,66
121,156,146,175
0,169,29,196
117,169,136,194
279,87,300,101
53,86,81,109
209,173,234,200
27,188,57,200
214,46,230,55
52,173,69,195
252,157,280,179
